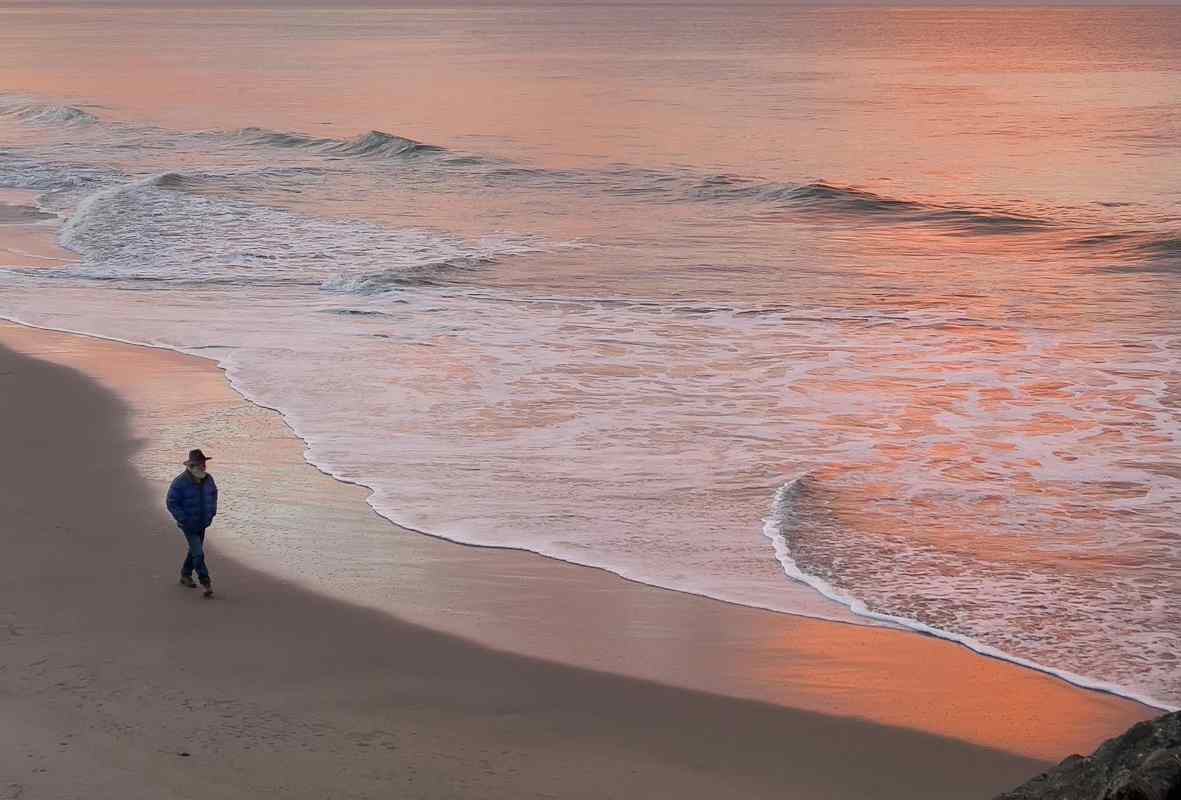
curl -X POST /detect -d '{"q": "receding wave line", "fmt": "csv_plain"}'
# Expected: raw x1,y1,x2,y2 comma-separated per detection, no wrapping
761,477,1179,712
50,170,559,291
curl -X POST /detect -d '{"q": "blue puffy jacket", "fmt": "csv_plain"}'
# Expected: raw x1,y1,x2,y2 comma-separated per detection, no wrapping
166,470,218,533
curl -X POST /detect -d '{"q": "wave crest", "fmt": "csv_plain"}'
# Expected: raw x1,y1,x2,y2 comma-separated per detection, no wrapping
225,123,1050,235
321,254,496,293
693,177,1050,233
0,98,98,127
1068,230,1181,272
233,126,443,160
328,130,443,158
148,172,195,190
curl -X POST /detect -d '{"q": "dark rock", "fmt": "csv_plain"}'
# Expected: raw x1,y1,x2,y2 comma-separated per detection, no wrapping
997,712,1181,800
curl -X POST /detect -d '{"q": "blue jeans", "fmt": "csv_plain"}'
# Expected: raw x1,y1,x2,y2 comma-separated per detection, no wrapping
181,528,210,584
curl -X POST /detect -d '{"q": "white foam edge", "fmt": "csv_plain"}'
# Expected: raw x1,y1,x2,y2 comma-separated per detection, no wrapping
0,311,876,631
1,311,1176,714
763,478,1179,713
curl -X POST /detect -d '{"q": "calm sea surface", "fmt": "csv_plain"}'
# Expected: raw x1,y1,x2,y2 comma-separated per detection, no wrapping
1,4,1179,707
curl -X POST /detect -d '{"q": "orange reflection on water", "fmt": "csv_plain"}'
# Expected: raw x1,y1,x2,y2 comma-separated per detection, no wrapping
745,616,1151,761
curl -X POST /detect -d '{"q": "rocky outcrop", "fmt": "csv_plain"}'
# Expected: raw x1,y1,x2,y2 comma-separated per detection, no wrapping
997,711,1181,800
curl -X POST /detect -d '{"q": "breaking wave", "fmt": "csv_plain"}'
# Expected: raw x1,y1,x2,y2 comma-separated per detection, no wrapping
233,127,444,159
223,122,1053,235
0,97,99,127
0,153,114,197
54,171,555,290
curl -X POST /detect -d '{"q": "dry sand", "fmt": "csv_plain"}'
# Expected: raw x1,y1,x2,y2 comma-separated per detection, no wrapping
0,321,1157,799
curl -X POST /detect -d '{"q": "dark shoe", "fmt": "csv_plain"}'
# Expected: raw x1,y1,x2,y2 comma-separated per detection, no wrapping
179,575,197,588
202,581,214,598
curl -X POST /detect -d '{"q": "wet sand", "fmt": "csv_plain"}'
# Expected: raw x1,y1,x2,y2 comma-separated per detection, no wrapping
0,193,76,268
0,317,1158,799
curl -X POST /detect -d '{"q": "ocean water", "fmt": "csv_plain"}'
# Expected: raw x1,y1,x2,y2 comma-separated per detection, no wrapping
1,4,1179,708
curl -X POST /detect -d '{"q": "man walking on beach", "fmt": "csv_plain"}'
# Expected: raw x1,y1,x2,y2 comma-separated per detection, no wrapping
166,448,219,598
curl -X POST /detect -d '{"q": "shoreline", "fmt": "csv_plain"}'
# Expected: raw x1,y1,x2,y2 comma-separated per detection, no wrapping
0,191,76,269
0,315,1157,771
2,306,1175,718
0,323,1065,799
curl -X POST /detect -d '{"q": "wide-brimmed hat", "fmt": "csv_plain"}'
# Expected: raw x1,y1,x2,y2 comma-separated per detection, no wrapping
184,448,211,466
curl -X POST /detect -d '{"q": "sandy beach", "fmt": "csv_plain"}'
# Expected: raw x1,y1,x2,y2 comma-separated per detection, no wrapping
3,6,1179,794
0,312,1159,799
0,189,76,270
